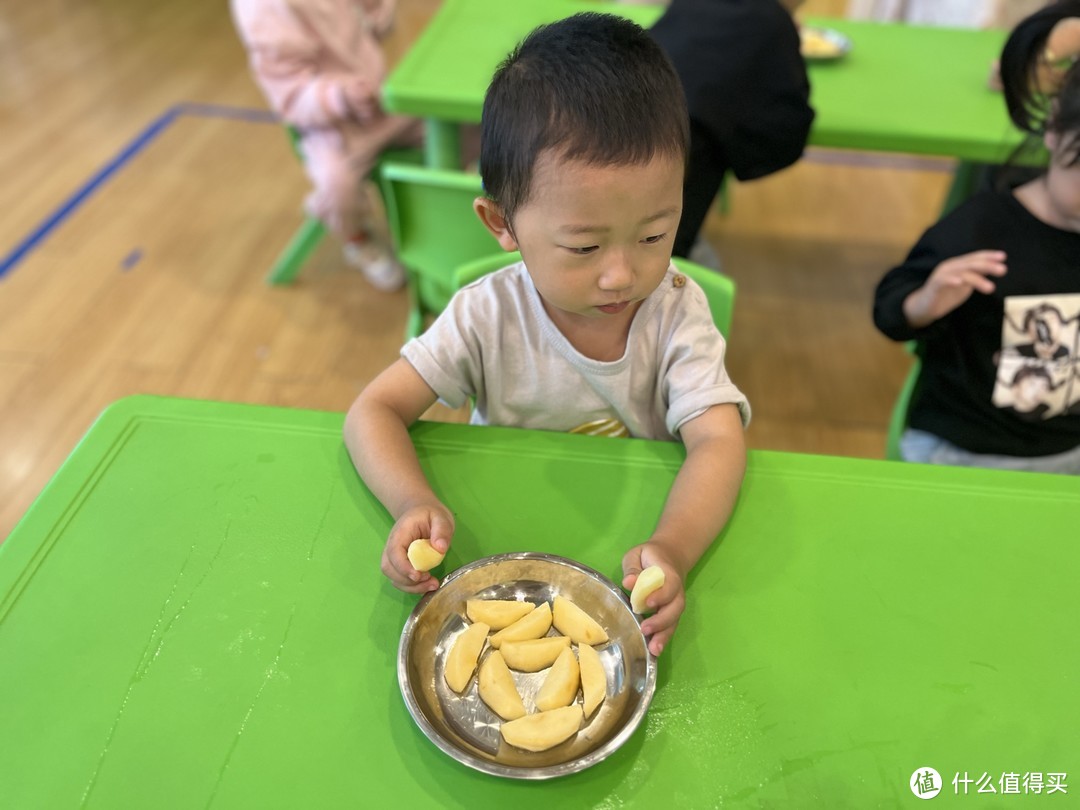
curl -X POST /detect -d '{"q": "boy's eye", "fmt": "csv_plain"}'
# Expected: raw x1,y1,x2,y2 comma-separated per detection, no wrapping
565,245,599,255
641,233,666,245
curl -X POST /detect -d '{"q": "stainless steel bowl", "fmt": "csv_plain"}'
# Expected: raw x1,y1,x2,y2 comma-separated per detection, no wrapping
398,552,657,779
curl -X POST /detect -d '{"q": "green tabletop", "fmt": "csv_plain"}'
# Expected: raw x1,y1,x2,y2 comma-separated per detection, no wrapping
384,0,1020,166
1,395,1076,807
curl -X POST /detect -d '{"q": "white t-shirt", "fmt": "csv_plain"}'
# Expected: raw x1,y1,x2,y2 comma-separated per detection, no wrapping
401,261,750,441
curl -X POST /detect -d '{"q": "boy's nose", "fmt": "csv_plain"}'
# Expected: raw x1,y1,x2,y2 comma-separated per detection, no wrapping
598,252,634,292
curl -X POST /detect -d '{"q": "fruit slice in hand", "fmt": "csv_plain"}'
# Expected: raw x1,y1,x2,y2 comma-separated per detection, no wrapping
577,641,607,718
407,538,445,572
534,646,581,712
488,602,552,648
499,635,571,672
629,565,665,614
466,599,536,630
444,621,489,693
552,595,608,646
478,650,527,720
500,704,583,752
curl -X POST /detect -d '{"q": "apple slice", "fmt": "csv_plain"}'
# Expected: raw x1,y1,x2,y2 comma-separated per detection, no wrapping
465,599,536,630
488,602,552,649
629,565,665,614
443,621,489,693
478,650,527,720
534,647,580,712
552,595,608,646
500,705,583,752
406,538,445,572
499,635,571,672
577,641,606,718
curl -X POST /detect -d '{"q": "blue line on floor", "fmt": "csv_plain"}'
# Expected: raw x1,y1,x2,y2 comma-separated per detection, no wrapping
0,103,278,281
120,248,143,271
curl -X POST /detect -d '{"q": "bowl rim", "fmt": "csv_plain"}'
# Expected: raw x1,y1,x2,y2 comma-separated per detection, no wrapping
397,551,658,779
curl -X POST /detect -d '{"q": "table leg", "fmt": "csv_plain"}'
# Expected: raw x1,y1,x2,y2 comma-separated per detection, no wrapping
425,119,462,169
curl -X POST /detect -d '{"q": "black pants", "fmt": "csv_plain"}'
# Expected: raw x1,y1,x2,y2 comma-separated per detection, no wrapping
673,120,728,258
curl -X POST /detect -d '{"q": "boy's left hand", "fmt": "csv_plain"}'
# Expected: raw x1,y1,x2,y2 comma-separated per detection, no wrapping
621,543,685,657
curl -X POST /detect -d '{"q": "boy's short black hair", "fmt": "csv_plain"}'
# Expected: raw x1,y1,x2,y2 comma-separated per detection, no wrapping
479,12,690,222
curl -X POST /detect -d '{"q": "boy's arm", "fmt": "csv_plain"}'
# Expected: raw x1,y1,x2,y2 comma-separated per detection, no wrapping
344,358,452,594
622,403,746,656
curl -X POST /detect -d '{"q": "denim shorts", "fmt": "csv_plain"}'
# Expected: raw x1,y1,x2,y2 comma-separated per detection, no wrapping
900,429,1080,475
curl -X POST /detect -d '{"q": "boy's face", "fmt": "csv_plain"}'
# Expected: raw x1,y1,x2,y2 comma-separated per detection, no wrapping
496,150,684,333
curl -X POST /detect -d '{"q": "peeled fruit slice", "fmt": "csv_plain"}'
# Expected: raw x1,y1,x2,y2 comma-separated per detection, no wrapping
552,595,609,646
534,647,580,712
488,602,552,649
466,599,536,630
577,641,606,718
500,705,583,752
407,538,445,572
478,650,527,720
499,635,571,672
629,565,665,614
444,621,489,693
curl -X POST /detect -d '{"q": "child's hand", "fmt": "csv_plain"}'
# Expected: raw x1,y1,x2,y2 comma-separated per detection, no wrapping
903,250,1007,330
621,543,686,657
341,77,379,122
381,502,455,594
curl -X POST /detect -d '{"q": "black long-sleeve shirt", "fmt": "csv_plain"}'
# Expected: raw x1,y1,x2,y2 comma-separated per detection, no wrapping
873,190,1080,457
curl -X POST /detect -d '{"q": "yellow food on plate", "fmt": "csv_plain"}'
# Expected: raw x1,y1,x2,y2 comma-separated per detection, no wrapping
800,27,843,59
577,641,606,718
535,646,581,712
478,650,528,720
488,602,552,648
443,620,489,693
629,565,665,614
466,599,536,630
500,704,583,752
499,635,571,672
406,538,445,572
552,595,609,646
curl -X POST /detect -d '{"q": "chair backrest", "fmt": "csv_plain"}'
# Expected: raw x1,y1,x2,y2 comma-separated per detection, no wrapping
454,253,735,337
671,257,734,338
378,162,500,317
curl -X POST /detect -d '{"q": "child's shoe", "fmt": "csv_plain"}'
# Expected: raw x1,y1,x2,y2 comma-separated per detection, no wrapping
343,239,406,292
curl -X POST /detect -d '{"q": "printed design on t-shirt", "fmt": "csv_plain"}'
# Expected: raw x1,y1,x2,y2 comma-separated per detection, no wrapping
993,294,1080,421
568,418,630,438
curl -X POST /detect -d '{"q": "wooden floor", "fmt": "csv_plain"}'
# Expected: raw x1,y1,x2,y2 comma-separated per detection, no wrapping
0,0,949,539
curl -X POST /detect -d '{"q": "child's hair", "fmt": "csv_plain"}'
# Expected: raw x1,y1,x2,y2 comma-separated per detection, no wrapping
1046,63,1080,165
478,12,690,223
1000,1,1080,166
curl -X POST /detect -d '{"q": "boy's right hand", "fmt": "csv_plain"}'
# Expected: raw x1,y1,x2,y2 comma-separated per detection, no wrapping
903,250,1007,330
381,502,455,594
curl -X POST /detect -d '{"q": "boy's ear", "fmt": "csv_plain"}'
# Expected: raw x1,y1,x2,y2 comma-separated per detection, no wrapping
474,197,520,251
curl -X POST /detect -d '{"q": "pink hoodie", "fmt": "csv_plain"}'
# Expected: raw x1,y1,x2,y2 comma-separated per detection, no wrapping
230,0,394,129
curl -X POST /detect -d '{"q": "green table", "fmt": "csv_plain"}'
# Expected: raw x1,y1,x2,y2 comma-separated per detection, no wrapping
384,0,1019,168
2,396,1076,807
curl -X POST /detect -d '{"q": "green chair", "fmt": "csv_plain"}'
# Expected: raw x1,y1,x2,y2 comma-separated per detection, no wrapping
454,253,736,337
884,342,921,461
378,162,502,340
265,128,422,285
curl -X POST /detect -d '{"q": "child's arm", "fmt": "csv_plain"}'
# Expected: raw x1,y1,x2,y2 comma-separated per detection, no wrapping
901,250,1008,330
622,403,746,656
344,358,453,594
235,0,379,129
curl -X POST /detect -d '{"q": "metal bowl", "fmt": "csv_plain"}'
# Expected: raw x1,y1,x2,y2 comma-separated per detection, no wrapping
398,552,657,779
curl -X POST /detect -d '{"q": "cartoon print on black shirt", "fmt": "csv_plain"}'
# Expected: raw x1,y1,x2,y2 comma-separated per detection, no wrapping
993,295,1080,421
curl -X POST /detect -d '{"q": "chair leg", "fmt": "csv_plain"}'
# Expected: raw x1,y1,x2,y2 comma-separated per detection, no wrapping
266,217,326,285
403,271,424,342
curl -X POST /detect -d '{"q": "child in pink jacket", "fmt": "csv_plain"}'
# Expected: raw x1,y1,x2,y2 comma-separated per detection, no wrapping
230,0,422,290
